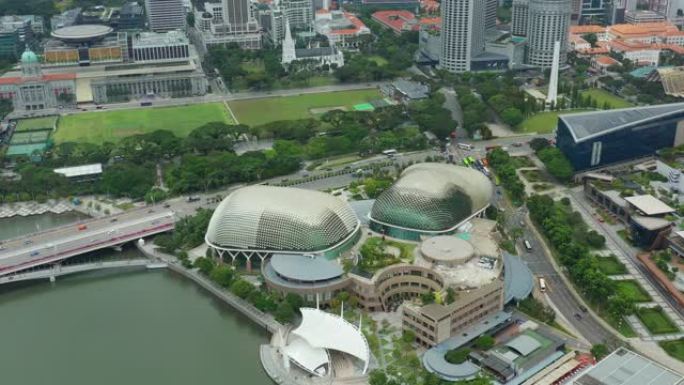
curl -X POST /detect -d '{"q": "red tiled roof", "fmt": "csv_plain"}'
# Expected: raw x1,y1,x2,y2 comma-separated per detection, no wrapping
330,12,368,35
570,25,605,34
419,17,440,25
372,10,416,33
594,55,619,66
0,77,20,85
42,73,76,81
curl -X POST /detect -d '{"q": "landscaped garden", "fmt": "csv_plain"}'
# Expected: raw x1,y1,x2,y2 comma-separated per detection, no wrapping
357,237,416,274
54,103,234,144
660,338,684,362
615,280,652,303
595,255,628,275
637,307,679,335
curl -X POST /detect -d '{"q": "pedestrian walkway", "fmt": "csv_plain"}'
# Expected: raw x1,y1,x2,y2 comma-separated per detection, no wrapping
608,274,634,280
626,315,650,338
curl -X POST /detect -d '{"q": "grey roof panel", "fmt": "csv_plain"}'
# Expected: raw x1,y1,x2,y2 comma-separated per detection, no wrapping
505,334,541,356
270,254,344,282
575,348,684,385
560,103,684,142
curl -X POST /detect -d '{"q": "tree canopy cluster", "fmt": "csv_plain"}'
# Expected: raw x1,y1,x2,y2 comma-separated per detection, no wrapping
535,146,574,183
487,148,525,205
527,195,634,320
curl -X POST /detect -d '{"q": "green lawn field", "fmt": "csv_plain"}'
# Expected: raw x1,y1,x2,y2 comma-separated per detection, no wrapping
615,280,652,303
596,255,628,275
581,89,633,109
15,116,58,131
660,339,684,362
228,89,381,126
637,307,679,334
518,109,593,133
54,103,233,144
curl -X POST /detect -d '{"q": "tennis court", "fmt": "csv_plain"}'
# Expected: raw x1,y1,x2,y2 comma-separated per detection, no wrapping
15,116,58,132
6,143,49,156
10,130,50,145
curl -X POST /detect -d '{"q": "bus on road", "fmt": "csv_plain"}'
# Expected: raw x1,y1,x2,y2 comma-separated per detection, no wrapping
539,278,547,293
382,149,398,157
457,143,473,150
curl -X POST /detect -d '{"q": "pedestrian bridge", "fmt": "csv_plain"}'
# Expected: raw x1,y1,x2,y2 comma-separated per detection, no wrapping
0,259,165,285
0,208,175,276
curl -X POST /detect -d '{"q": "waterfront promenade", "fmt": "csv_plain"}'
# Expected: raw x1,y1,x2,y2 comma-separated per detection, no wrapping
136,241,282,334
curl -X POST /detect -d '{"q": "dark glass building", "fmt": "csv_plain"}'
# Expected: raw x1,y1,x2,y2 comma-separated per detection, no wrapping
556,103,684,171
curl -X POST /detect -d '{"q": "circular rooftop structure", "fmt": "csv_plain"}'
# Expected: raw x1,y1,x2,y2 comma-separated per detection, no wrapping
370,163,493,239
51,24,113,43
270,254,344,283
205,185,360,256
420,236,475,266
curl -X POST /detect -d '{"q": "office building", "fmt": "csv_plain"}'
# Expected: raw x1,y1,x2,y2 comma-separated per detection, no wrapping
145,0,187,32
439,0,485,72
526,0,571,68
579,0,607,24
119,2,146,30
485,0,498,30
51,8,82,30
194,0,261,50
130,31,190,62
0,16,33,43
0,28,22,60
511,0,529,36
281,0,314,29
556,103,684,171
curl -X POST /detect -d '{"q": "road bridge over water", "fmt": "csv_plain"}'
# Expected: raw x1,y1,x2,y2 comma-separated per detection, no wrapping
0,259,162,284
0,208,175,276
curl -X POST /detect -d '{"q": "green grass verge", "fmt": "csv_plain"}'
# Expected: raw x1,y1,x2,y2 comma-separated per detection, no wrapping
228,89,381,126
596,255,628,275
615,280,652,303
637,307,679,335
15,116,58,131
518,109,593,133
368,55,389,66
581,89,633,109
54,103,234,144
660,339,684,362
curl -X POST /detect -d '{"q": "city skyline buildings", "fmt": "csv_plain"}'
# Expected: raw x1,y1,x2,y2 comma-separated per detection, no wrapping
439,0,485,72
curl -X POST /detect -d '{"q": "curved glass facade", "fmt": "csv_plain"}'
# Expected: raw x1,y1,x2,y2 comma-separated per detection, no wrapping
206,185,360,255
369,163,493,240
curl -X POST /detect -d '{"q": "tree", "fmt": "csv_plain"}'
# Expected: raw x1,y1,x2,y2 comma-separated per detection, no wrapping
529,138,550,152
591,344,609,360
209,265,235,287
285,293,304,310
537,147,574,182
369,370,388,385
401,330,416,344
230,279,254,299
275,301,295,323
583,33,598,47
445,347,471,364
474,335,495,350
586,230,606,249
194,257,216,276
501,107,524,126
